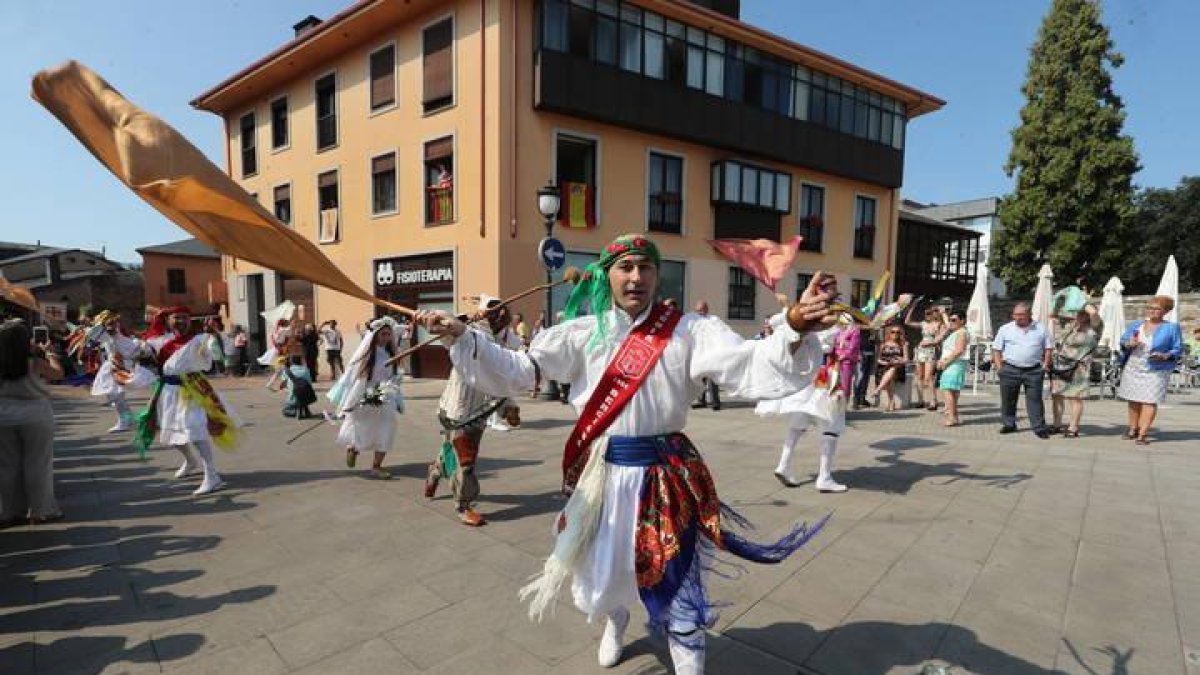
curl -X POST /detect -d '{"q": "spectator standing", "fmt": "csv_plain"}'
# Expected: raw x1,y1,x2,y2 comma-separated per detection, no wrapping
231,326,249,376
320,320,345,379
991,303,1054,438
691,300,721,411
0,320,64,528
936,310,970,426
1117,296,1183,445
1050,306,1102,437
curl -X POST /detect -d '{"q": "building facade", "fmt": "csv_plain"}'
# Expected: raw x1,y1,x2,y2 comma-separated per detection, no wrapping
912,197,1004,298
895,208,981,303
0,246,143,326
136,238,228,322
192,0,943,376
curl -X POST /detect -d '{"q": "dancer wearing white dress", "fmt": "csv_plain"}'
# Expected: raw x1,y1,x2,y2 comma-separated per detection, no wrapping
757,315,860,493
259,319,292,389
88,310,154,432
327,317,404,480
414,234,836,675
135,307,240,496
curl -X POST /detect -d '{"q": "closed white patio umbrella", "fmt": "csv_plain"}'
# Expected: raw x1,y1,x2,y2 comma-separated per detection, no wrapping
1154,255,1180,323
1099,276,1126,349
1031,264,1054,326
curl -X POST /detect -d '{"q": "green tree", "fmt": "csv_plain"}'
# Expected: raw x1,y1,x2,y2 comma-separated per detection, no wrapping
993,0,1139,296
1119,177,1200,294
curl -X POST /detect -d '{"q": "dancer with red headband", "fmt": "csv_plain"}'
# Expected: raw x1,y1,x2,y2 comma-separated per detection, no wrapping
135,306,240,495
415,233,837,675
88,309,154,432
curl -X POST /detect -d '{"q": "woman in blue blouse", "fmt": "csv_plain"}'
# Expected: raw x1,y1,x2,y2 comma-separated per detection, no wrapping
1117,296,1183,445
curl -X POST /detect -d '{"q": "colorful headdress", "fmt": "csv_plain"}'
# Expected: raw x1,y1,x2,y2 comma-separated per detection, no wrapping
563,234,661,351
144,305,191,339
93,309,119,326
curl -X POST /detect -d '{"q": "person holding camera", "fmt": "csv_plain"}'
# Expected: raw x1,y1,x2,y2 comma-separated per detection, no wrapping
0,320,64,528
1117,296,1183,445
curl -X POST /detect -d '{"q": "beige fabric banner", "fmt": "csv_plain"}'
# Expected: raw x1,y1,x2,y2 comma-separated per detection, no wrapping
31,61,410,316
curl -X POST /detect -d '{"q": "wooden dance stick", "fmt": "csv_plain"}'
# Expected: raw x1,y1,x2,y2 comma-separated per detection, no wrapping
384,334,443,367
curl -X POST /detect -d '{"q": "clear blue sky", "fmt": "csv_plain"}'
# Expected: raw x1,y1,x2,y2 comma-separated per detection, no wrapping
2,0,1195,263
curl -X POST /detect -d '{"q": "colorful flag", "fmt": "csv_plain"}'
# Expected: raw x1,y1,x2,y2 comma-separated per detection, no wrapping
706,236,803,292
561,182,595,229
31,61,409,315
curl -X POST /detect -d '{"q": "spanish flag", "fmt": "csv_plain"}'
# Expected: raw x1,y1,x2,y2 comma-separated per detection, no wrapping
560,182,595,229
31,61,407,315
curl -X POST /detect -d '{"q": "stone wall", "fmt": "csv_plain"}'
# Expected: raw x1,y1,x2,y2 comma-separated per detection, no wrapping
988,293,1200,329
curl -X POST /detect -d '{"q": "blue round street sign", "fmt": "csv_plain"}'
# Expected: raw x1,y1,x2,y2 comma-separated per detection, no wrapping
538,237,566,271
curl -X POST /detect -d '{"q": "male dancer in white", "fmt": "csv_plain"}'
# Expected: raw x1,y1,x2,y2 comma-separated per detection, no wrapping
757,315,860,493
137,307,239,495
88,309,154,432
414,234,836,675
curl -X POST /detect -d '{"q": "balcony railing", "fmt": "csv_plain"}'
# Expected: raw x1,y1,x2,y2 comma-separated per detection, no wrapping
648,193,682,234
797,215,824,251
426,186,454,225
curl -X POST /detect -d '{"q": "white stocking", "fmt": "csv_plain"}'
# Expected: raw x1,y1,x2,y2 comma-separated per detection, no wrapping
173,444,198,478
192,440,221,484
776,420,806,477
816,434,847,492
667,631,706,675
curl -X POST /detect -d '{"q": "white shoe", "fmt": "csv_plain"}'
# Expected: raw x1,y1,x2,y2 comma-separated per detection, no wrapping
815,477,848,493
597,607,629,668
107,421,132,433
193,477,226,496
174,461,201,480
773,471,801,488
490,421,512,432
667,632,706,675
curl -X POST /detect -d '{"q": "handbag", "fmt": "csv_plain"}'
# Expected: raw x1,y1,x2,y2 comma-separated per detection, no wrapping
1050,330,1096,380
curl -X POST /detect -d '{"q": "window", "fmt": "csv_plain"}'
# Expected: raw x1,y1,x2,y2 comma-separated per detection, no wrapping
728,267,755,320
166,268,186,295
541,0,567,51
850,279,872,310
795,272,814,301
647,152,682,234
710,160,790,213
317,170,339,243
273,184,291,225
369,44,396,111
555,134,598,228
371,151,397,215
797,184,824,252
658,259,686,307
239,112,256,177
424,137,454,225
270,97,288,150
619,6,642,73
567,1,594,60
854,195,877,259
423,17,454,113
315,73,337,150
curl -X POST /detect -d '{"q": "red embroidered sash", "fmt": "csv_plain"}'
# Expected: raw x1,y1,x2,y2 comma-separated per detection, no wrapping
562,303,682,485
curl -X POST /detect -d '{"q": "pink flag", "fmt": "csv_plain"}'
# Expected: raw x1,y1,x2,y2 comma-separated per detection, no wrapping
706,236,803,291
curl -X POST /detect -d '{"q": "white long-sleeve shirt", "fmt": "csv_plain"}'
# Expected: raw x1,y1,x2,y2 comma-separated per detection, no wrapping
448,306,823,436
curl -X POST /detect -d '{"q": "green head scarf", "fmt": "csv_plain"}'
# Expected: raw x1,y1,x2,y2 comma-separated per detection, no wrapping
563,233,661,351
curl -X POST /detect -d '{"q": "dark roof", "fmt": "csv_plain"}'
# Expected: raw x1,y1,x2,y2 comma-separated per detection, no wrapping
136,238,220,259
0,247,104,266
899,208,980,235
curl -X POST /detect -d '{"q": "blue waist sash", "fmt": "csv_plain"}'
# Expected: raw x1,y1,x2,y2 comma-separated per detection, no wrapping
605,434,685,466
160,375,182,386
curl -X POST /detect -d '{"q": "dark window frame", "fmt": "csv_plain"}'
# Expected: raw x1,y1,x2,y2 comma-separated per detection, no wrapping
424,136,455,226
166,268,187,295
795,272,814,301
239,111,257,178
317,170,340,244
727,266,756,320
269,96,289,150
273,183,292,226
422,16,455,114
647,151,683,234
797,183,824,252
314,73,338,151
371,151,398,216
368,43,397,112
853,195,877,259
554,132,599,228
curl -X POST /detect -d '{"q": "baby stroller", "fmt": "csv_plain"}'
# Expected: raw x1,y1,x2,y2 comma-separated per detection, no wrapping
1088,344,1120,399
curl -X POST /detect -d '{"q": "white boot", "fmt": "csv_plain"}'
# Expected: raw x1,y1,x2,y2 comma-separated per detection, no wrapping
815,434,847,493
667,631,706,675
173,445,201,479
774,425,804,487
191,441,226,495
597,606,629,668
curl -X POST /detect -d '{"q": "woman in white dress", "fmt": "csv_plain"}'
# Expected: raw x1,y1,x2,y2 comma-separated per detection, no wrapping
327,317,404,479
1117,296,1184,444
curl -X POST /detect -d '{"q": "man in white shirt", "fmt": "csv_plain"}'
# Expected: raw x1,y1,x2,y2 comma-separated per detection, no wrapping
991,302,1054,438
319,320,344,379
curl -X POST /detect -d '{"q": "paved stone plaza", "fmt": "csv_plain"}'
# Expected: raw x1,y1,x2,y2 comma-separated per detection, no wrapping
2,375,1198,675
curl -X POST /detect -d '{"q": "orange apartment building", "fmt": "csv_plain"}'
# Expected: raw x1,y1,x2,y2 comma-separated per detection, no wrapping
192,0,943,377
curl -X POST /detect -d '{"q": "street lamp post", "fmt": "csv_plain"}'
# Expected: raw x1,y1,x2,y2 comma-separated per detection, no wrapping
536,183,562,401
